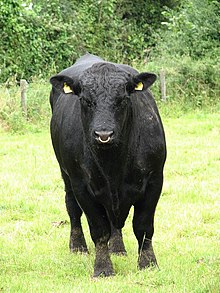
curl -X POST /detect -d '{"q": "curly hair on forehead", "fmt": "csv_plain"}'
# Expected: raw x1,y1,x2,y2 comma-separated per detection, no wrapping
79,62,131,95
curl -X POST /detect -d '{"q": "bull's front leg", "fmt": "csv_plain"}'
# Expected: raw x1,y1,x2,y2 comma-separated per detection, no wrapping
74,184,114,277
133,173,163,269
88,208,114,277
93,232,114,277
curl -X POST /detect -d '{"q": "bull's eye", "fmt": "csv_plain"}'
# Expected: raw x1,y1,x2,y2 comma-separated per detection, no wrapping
80,97,95,108
115,97,128,108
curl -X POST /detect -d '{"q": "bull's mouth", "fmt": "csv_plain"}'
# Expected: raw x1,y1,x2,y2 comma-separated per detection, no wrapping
93,137,116,150
97,136,111,144
95,137,114,148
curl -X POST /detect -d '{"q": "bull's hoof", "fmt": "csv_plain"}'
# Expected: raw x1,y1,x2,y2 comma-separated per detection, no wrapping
93,246,114,277
109,244,127,255
108,235,127,255
93,266,114,278
138,249,158,270
110,250,127,256
69,239,88,254
109,247,127,256
93,257,114,277
70,245,88,254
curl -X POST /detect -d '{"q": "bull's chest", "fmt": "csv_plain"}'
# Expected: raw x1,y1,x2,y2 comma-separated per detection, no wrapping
89,171,149,228
81,150,151,227
87,164,149,204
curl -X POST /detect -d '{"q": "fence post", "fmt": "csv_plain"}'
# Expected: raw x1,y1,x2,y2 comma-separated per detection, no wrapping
20,79,28,118
160,70,166,101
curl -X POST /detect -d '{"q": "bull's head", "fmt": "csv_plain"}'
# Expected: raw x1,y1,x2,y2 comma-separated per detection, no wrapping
50,63,156,150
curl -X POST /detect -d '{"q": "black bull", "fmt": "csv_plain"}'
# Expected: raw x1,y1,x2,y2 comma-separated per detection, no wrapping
50,53,166,277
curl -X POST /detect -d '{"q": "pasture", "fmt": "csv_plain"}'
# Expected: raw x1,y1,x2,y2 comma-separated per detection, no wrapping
0,111,219,292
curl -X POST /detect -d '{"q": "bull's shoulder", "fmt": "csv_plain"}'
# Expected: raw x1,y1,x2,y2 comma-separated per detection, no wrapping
131,92,166,150
133,90,160,118
51,94,83,151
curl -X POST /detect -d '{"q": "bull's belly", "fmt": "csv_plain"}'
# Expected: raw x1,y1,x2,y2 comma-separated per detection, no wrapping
106,206,131,229
94,184,145,229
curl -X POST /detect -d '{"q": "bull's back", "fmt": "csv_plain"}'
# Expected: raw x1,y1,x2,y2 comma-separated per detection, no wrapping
58,53,104,80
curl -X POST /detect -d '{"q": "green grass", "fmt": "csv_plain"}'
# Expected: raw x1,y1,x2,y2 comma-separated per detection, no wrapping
0,111,220,292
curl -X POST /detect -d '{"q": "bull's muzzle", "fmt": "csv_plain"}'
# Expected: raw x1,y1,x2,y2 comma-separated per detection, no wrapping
94,131,114,144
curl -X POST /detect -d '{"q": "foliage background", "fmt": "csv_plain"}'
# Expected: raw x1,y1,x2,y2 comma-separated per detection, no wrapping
0,2,219,291
0,0,219,80
0,0,219,132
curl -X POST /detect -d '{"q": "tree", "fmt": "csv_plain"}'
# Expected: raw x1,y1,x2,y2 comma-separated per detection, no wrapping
158,0,220,58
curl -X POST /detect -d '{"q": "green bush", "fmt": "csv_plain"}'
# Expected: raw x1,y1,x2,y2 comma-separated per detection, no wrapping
143,56,220,114
153,0,220,59
1,54,219,133
0,0,182,82
0,0,219,132
0,80,51,133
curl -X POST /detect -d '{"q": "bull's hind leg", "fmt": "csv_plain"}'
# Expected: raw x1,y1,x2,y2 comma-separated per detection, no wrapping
108,223,127,255
62,171,88,253
133,172,163,269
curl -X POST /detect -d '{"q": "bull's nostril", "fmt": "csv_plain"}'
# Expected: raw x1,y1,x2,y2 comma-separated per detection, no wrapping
94,131,114,143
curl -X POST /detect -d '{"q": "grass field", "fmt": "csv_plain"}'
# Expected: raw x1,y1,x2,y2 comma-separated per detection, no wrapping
0,111,220,292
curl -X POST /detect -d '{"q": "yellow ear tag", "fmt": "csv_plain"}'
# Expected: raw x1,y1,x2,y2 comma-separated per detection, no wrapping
63,82,73,94
135,82,143,91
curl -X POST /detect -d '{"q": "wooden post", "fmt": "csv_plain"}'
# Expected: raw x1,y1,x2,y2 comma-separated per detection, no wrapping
20,79,28,118
160,70,166,101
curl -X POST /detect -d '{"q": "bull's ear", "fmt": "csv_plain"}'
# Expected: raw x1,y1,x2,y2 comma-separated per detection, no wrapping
50,75,80,95
127,72,157,93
